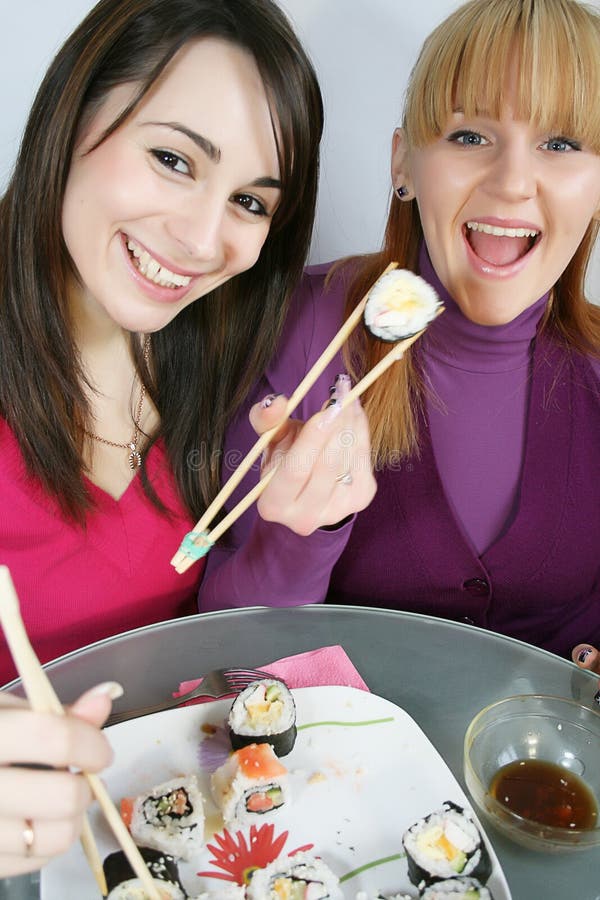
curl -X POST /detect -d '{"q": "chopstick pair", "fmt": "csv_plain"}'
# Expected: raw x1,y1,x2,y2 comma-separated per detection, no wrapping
171,262,439,574
0,566,163,900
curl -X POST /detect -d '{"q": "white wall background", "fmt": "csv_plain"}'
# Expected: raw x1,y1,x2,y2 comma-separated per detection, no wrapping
1,0,599,300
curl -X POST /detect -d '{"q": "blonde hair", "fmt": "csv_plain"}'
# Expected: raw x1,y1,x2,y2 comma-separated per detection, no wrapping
342,0,600,466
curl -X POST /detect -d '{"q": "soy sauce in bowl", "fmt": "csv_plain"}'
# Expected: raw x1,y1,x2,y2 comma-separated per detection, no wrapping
490,759,598,830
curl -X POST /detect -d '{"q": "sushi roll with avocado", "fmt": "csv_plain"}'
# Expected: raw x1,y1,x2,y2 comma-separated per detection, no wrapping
121,775,205,861
246,850,342,899
363,268,441,342
402,801,491,888
103,847,186,898
419,877,494,899
228,677,297,756
210,742,289,827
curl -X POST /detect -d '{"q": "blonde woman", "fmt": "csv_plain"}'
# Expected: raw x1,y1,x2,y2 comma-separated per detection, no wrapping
200,0,600,666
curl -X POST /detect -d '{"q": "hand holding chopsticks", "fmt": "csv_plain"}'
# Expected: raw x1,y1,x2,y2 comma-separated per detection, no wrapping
171,264,442,573
0,566,163,899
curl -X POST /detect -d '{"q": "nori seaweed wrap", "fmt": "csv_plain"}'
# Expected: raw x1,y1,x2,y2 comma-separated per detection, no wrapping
403,801,492,888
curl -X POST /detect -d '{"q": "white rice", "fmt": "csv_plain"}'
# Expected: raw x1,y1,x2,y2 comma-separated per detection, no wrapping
364,269,441,341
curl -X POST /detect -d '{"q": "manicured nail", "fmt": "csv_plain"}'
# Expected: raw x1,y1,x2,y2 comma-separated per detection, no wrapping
334,373,352,390
260,393,282,409
318,399,341,428
578,648,594,664
89,682,124,700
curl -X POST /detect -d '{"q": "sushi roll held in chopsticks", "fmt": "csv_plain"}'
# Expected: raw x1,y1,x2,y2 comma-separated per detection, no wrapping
228,677,297,756
103,847,186,899
121,775,205,862
363,268,441,342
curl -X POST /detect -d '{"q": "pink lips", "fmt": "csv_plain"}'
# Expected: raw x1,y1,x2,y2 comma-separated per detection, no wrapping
120,233,197,304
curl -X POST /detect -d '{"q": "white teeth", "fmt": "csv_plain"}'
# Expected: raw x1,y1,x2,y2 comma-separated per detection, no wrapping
126,238,192,288
466,221,539,239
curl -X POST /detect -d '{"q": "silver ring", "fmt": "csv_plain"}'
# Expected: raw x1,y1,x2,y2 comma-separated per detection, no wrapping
23,818,34,858
335,470,353,486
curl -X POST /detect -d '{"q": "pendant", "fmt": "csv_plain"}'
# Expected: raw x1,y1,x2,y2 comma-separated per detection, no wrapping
128,442,142,469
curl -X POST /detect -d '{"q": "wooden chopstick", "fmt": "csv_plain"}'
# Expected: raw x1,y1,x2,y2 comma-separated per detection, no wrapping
171,261,399,572
173,308,443,575
0,566,162,900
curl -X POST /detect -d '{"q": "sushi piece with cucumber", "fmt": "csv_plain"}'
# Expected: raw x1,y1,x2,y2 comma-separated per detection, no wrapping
419,877,494,899
363,268,441,342
121,775,205,861
402,801,491,888
210,741,290,827
103,846,186,899
245,850,342,899
228,677,297,756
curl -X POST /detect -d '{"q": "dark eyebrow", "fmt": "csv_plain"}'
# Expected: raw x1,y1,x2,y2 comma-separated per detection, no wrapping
143,121,282,190
250,176,282,191
144,121,221,162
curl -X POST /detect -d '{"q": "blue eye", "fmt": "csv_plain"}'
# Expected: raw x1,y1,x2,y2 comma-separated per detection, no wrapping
151,149,190,175
448,130,488,146
232,193,268,217
542,136,581,153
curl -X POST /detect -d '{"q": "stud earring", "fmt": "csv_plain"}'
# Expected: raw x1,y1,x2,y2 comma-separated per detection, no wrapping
395,185,409,199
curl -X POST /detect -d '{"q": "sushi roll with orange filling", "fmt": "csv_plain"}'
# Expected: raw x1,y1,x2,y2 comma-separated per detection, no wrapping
402,801,491,888
364,269,441,342
210,742,289,827
245,850,342,899
228,678,297,756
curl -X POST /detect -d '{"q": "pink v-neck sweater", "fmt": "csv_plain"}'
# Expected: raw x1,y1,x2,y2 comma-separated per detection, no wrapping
0,421,201,686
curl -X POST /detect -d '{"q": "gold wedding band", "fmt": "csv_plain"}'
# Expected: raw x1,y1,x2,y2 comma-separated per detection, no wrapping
335,470,353,486
23,818,34,858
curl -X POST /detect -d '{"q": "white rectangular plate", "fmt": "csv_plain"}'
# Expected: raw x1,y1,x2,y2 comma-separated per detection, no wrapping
42,686,511,898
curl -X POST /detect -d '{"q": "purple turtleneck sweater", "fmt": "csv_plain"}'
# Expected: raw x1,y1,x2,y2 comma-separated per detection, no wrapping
198,256,600,656
420,249,549,556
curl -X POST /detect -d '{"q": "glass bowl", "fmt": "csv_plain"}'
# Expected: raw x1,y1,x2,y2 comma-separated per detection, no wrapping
464,694,600,852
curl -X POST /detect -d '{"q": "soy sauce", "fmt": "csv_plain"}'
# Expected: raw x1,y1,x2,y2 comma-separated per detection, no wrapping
490,759,598,829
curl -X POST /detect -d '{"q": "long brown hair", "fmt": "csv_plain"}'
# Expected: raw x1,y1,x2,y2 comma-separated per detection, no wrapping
343,0,600,466
0,0,323,521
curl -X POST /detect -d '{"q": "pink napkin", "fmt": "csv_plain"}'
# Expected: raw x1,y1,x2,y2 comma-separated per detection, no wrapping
175,645,369,702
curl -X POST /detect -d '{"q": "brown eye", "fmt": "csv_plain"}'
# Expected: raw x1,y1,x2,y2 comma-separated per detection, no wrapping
232,193,268,217
151,148,190,175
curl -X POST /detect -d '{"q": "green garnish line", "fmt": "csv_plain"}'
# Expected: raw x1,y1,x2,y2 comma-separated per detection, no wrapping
339,852,406,882
297,716,394,731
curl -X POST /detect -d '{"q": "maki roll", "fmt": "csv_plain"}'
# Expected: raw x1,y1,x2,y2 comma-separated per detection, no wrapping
210,742,289,827
103,846,186,899
402,801,491,888
228,677,297,756
121,775,205,861
363,268,441,342
420,877,494,899
246,850,342,899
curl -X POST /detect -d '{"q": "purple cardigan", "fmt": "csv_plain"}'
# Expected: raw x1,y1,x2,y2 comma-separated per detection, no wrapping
198,260,600,658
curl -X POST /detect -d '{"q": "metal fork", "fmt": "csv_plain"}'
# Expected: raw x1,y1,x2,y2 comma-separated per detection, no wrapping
105,666,271,726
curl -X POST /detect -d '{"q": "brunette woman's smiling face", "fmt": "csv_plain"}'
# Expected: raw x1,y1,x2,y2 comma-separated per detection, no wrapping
62,37,282,334
393,84,600,326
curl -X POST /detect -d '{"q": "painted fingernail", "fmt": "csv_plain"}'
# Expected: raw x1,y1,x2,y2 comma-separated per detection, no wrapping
89,682,124,700
260,393,282,409
318,399,341,428
578,648,594,664
594,690,600,706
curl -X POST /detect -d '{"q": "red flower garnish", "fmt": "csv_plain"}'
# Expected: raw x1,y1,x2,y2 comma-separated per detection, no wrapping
198,823,313,884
